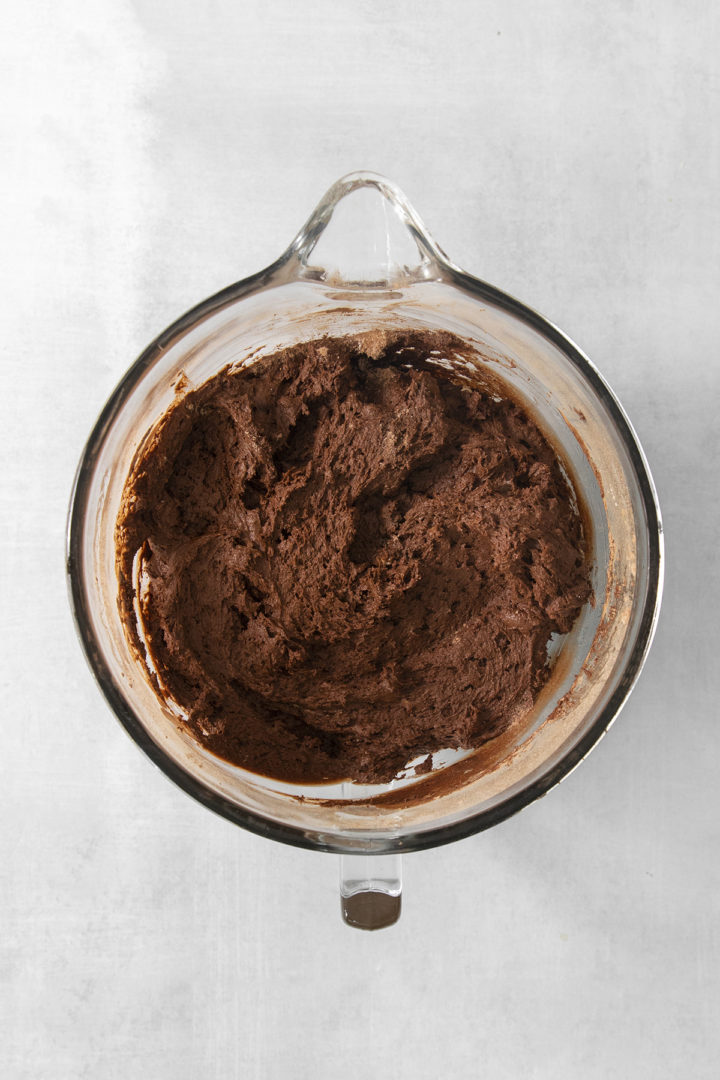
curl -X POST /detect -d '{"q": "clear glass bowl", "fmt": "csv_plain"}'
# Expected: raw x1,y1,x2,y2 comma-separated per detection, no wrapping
67,173,662,927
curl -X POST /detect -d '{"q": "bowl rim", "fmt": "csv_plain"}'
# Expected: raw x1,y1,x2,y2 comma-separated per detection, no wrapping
66,261,663,855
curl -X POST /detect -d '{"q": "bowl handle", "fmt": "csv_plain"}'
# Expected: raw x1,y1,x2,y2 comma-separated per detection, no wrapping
339,853,402,930
283,171,450,289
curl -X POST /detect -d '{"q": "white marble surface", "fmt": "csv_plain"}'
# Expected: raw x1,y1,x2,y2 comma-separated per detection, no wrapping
2,1,718,1077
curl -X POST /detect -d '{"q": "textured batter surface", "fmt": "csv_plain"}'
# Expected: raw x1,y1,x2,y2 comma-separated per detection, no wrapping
116,331,591,783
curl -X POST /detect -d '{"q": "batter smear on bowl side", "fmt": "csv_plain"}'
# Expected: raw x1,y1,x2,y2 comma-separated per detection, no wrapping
116,330,592,783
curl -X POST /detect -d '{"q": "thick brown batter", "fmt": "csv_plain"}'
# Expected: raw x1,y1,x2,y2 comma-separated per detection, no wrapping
116,330,591,784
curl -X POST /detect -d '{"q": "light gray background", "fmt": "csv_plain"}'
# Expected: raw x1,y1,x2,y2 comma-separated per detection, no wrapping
2,2,718,1077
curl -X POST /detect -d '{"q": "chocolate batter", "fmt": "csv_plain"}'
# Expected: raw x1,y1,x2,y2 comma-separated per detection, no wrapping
116,330,591,784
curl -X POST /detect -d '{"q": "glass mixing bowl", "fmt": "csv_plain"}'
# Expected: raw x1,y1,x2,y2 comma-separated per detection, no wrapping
67,172,662,929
